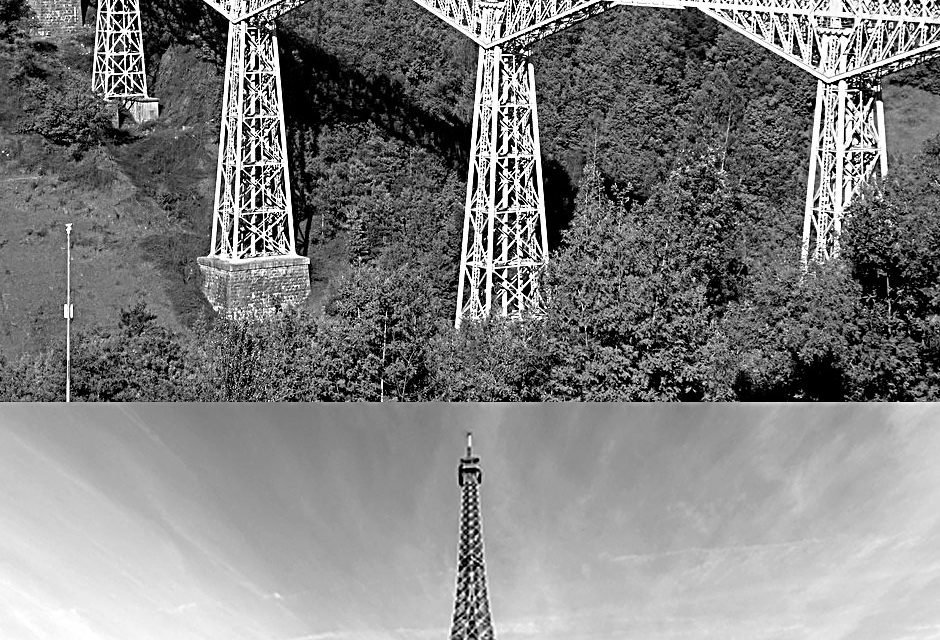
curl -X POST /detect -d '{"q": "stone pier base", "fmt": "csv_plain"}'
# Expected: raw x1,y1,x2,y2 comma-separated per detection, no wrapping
28,0,83,38
197,255,310,319
128,98,160,124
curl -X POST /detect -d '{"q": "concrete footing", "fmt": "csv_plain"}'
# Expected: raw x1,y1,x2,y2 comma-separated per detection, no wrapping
128,98,160,124
28,0,83,38
197,254,311,320
110,98,161,128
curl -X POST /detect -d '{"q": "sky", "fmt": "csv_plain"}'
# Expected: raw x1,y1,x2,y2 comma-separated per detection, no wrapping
0,404,938,640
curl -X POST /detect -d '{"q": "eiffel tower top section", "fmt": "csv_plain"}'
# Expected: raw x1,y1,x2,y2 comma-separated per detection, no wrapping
459,432,483,486
450,432,495,640
412,0,940,79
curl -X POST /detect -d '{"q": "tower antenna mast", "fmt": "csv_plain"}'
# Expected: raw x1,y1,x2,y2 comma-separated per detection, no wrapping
449,431,495,640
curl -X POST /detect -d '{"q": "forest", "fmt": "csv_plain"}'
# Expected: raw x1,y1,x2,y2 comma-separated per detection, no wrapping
2,0,940,400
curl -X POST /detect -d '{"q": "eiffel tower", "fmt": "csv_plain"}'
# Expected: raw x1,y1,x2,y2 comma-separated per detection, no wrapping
449,433,496,640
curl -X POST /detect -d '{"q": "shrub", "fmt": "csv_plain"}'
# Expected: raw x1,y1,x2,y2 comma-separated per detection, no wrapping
21,70,113,149
0,0,32,41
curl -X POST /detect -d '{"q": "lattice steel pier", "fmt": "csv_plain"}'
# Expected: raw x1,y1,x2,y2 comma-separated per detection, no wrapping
695,0,939,265
456,0,549,327
449,433,497,640
197,0,311,318
92,0,159,123
803,74,887,264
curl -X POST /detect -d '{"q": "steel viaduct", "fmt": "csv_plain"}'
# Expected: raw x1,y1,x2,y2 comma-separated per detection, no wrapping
86,0,940,321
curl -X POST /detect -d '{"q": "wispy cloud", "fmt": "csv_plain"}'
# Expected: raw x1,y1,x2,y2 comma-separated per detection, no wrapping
283,633,352,640
604,536,838,564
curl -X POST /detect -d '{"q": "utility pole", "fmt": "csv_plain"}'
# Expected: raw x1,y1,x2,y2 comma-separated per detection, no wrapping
64,223,73,403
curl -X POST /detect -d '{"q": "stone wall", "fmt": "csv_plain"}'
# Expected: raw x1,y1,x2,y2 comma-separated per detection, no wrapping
28,0,83,37
128,98,160,124
197,255,311,319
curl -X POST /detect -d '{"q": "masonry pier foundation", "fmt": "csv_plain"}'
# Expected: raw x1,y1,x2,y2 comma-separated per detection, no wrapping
128,98,160,124
197,255,310,319
28,0,83,37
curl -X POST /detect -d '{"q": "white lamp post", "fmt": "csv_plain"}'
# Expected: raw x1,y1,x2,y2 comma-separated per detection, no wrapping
64,223,73,402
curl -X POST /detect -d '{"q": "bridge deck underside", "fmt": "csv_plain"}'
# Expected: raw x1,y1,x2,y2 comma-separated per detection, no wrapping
408,0,940,80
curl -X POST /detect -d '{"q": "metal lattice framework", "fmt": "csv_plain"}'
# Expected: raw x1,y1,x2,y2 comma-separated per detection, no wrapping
411,0,940,78
92,0,149,101
413,0,940,307
450,433,496,640
201,0,309,262
85,0,940,315
202,0,308,23
456,34,548,325
453,0,551,327
802,73,887,263
209,15,296,259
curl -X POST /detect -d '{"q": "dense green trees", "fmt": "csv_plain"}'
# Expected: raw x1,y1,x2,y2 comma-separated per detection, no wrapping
0,0,31,41
7,39,114,150
7,133,939,401
537,151,744,400
20,70,113,148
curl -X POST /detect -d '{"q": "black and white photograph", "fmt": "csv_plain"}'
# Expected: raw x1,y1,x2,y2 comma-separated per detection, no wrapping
3,1,940,638
1,404,938,640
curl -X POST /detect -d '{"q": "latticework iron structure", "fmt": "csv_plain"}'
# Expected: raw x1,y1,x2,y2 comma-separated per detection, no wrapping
201,1,308,262
411,0,940,314
449,433,496,640
209,16,295,260
92,0,149,101
802,74,887,263
456,32,548,325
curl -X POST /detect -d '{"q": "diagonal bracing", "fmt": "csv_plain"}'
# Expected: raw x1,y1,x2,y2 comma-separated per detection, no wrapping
92,0,149,101
802,74,886,263
193,0,940,314
450,433,497,640
454,0,549,327
456,35,548,325
209,15,297,260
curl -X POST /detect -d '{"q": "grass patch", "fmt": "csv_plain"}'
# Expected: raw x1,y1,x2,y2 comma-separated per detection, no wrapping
139,231,212,327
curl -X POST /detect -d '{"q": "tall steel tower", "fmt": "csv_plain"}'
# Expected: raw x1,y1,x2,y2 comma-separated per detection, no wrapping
450,432,496,640
455,0,549,327
196,0,311,318
412,0,623,327
92,0,159,123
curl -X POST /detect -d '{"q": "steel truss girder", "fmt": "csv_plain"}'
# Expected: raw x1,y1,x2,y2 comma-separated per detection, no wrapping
450,444,495,640
411,0,940,75
202,0,309,24
411,0,629,47
699,7,940,81
802,74,886,265
92,0,149,100
456,43,549,327
208,17,298,261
